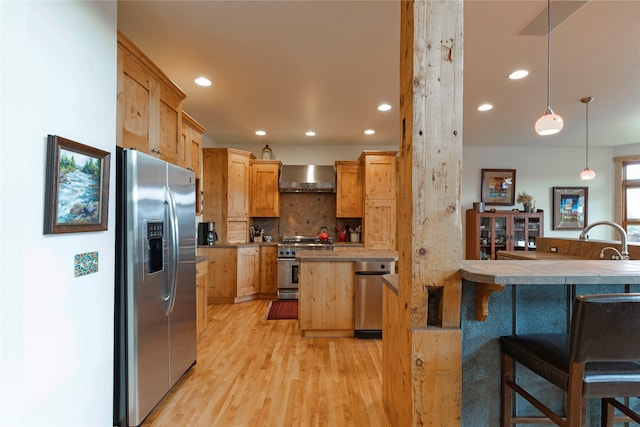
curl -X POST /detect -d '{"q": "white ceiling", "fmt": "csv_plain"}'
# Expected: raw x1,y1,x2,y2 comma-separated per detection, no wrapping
117,0,640,149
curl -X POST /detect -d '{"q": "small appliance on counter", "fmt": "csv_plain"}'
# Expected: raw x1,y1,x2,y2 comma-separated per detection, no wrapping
198,222,218,245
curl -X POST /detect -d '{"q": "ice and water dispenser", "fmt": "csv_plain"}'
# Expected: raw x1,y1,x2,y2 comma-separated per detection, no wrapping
147,221,164,274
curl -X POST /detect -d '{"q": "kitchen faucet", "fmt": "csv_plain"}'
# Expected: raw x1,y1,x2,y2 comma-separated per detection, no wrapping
600,246,624,260
579,221,630,260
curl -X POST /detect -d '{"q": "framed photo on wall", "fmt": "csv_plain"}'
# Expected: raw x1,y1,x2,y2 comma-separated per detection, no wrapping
43,135,111,234
481,169,516,205
552,186,588,230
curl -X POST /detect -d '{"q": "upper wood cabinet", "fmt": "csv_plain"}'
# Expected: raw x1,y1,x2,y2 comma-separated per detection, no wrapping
359,151,398,250
180,113,205,215
335,160,363,218
360,151,397,200
250,160,281,217
116,31,186,163
202,148,253,244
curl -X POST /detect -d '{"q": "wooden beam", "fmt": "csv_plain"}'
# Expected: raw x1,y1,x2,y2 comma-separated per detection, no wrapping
384,0,464,425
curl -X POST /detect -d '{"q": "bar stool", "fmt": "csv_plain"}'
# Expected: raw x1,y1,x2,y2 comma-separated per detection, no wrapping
500,293,640,426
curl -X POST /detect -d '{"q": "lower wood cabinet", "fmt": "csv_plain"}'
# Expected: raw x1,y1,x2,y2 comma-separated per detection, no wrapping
199,246,259,304
298,260,355,338
195,258,208,338
259,245,278,297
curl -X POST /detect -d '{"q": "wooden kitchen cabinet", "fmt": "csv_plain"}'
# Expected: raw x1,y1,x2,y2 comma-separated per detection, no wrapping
180,112,205,215
250,160,281,217
259,245,278,297
116,31,185,163
199,246,259,304
202,148,253,244
237,246,260,297
360,151,398,250
195,257,208,339
466,209,544,260
335,160,363,218
298,260,355,338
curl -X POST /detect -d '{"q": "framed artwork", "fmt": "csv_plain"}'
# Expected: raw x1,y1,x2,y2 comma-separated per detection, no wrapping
481,169,516,205
552,186,588,230
44,135,111,234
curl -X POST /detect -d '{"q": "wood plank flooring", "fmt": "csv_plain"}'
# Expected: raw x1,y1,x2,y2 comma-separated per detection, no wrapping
143,299,391,426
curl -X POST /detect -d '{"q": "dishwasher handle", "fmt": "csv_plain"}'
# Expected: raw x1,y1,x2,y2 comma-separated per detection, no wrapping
354,261,394,274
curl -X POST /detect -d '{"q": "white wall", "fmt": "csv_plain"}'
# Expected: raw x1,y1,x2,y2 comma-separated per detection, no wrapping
462,145,618,241
217,141,400,165
0,2,117,426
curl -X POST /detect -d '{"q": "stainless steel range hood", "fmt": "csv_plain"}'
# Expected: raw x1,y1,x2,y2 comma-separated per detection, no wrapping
278,165,336,193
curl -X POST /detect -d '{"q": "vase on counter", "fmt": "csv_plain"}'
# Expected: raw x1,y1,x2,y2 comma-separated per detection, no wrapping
522,203,534,213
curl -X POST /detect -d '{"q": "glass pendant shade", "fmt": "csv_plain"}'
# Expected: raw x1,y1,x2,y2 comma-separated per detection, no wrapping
535,107,564,135
535,0,563,136
579,167,596,180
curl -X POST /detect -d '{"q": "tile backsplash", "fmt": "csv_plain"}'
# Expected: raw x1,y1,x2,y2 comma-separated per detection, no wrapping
251,193,360,241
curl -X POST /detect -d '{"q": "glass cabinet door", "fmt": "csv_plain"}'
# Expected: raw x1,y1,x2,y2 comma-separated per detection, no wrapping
513,215,541,251
479,215,507,260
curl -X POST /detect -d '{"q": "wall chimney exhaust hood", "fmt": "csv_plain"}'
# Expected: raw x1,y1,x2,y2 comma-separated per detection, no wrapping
278,165,336,193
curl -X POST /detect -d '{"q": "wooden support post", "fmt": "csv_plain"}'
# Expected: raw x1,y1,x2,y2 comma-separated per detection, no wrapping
383,1,464,425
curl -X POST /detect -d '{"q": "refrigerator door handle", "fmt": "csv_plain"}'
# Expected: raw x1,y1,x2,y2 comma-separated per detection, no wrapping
164,185,180,315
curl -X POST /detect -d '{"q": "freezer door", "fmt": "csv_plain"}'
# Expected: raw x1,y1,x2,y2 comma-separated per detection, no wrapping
125,150,171,425
166,162,197,387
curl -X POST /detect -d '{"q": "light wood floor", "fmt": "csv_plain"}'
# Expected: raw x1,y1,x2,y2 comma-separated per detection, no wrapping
143,299,391,426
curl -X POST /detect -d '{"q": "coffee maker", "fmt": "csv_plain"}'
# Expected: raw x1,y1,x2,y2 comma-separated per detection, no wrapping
198,222,218,245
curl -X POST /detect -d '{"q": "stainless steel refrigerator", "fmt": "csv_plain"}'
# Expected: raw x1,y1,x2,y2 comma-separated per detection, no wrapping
114,147,197,427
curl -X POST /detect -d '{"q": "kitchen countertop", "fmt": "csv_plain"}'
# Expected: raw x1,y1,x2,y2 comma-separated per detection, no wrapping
497,250,586,260
460,259,640,285
295,250,398,262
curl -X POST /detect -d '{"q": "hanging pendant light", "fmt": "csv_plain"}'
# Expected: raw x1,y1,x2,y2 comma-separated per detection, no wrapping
579,96,596,180
535,0,564,136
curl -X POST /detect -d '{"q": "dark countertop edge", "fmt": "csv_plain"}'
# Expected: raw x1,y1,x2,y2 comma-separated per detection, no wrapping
460,260,640,285
382,274,399,295
295,251,398,262
197,242,278,248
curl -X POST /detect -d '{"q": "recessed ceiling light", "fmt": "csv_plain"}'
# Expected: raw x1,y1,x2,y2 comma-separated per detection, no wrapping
377,103,392,112
508,70,529,80
305,131,316,137
194,77,212,87
255,130,266,136
364,129,375,135
477,104,493,112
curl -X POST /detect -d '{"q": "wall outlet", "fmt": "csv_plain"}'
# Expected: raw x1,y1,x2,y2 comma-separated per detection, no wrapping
550,247,558,253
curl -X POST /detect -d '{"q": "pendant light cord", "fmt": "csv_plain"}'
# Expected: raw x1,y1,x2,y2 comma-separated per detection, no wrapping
585,100,589,166
546,0,552,111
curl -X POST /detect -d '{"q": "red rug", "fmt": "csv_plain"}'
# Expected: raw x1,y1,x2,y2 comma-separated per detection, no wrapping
266,300,298,320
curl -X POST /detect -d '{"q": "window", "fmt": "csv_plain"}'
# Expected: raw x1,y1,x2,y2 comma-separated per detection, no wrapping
616,156,640,244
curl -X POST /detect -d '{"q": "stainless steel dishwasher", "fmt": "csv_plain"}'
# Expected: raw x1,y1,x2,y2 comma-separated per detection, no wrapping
354,261,394,339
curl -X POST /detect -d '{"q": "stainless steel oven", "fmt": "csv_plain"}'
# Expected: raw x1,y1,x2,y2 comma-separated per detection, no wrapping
276,258,299,300
276,235,333,300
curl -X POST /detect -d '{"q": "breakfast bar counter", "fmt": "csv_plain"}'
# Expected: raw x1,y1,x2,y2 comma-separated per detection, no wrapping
459,260,640,425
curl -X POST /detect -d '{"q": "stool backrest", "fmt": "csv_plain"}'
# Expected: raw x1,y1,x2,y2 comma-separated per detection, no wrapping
570,293,640,362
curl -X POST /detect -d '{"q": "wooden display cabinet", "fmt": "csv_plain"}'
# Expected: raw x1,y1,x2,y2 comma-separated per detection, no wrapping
335,160,363,218
250,160,281,217
466,209,544,260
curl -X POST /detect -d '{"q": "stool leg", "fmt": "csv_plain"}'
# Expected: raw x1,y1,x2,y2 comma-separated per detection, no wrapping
501,352,514,427
601,399,614,427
